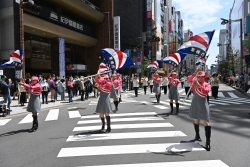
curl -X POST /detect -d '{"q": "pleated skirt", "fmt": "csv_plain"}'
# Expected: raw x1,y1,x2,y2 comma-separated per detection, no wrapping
189,91,210,120
95,91,112,113
168,84,179,100
27,94,41,113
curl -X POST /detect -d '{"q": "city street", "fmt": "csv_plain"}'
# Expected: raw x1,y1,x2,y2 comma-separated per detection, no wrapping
0,84,249,167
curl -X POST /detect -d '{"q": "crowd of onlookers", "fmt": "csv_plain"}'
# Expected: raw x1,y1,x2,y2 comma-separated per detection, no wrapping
220,73,250,92
0,74,99,115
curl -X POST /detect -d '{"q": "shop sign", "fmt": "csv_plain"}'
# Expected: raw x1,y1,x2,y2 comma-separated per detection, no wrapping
37,5,89,34
114,16,120,50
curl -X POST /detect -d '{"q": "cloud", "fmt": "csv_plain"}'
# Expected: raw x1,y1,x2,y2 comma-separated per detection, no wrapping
173,0,223,30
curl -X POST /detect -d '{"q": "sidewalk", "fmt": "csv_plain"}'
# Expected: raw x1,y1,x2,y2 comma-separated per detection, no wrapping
0,92,96,116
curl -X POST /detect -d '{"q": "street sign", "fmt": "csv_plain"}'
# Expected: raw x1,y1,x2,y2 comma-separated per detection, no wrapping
124,49,131,57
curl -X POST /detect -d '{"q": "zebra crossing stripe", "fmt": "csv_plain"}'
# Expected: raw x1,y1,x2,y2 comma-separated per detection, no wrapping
210,99,242,104
18,113,39,124
77,116,164,125
208,101,228,105
68,107,77,110
81,112,157,119
0,119,11,126
68,110,81,118
57,142,205,157
73,122,174,132
227,92,238,98
80,160,229,167
67,131,186,142
153,105,168,109
218,92,225,97
45,109,59,121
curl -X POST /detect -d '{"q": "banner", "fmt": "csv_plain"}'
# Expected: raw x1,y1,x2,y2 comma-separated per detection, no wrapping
114,16,120,50
59,38,65,78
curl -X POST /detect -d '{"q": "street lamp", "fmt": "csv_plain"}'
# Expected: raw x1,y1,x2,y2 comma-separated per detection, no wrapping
221,18,243,73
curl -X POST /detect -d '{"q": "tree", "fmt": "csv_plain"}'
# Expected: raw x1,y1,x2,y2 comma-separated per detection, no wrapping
142,56,151,76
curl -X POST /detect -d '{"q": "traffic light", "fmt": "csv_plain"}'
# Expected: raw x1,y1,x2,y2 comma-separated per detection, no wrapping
21,0,41,15
245,54,250,65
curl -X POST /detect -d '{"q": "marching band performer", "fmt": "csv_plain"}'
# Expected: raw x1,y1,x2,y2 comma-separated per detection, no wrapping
188,69,211,151
19,76,42,132
133,75,139,97
167,71,180,114
95,73,112,133
152,73,161,103
141,76,148,95
117,73,123,102
110,74,121,113
210,73,219,99
161,75,168,95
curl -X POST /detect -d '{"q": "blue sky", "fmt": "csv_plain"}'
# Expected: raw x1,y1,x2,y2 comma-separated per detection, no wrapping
172,0,234,68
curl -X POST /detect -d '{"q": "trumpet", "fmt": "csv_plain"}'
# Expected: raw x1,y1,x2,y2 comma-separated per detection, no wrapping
80,70,112,80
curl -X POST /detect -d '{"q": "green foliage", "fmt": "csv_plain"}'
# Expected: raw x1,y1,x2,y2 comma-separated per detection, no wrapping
143,56,151,72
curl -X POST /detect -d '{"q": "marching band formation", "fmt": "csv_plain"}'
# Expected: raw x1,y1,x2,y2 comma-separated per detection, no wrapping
91,68,213,151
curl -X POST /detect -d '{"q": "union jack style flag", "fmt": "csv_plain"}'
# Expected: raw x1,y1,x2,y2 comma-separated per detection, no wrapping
0,48,23,67
101,48,134,71
196,54,209,66
147,61,159,70
177,30,215,57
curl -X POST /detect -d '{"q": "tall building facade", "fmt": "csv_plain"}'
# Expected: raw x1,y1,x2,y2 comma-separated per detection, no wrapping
0,0,148,78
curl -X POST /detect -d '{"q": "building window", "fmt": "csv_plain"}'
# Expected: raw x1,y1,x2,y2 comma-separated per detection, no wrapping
31,40,51,60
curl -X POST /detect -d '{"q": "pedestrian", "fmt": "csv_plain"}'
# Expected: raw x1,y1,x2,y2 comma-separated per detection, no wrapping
18,78,27,106
110,74,120,113
148,77,153,93
67,77,74,103
49,76,56,102
0,75,12,114
78,76,85,101
19,76,42,132
183,73,191,98
133,75,139,97
161,75,168,95
141,76,148,95
180,75,185,88
41,78,49,104
167,71,180,114
152,73,161,103
95,74,112,133
210,73,219,99
188,70,211,151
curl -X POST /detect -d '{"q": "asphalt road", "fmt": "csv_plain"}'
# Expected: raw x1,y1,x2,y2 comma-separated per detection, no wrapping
0,83,249,167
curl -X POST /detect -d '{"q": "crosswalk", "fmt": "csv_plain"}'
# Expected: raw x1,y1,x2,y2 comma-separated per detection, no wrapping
57,111,229,166
0,107,82,127
88,89,249,110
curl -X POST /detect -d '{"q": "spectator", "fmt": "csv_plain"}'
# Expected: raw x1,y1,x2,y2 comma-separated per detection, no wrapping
18,78,27,106
0,75,12,114
41,78,49,104
67,77,74,103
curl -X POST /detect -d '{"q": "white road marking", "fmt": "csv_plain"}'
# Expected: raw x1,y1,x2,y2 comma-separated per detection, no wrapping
0,119,11,126
57,142,205,157
18,113,39,124
227,92,238,98
67,131,186,142
77,116,164,125
45,109,59,121
80,160,229,167
81,112,157,119
68,110,81,118
73,122,174,132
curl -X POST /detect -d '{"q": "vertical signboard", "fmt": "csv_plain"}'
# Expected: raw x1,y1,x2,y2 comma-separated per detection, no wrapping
114,16,120,50
146,0,152,61
59,37,65,78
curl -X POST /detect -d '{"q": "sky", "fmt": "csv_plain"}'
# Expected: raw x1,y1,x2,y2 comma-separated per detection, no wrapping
172,0,235,69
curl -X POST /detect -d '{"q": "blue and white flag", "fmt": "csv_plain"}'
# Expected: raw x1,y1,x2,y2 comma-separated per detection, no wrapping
101,48,134,71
